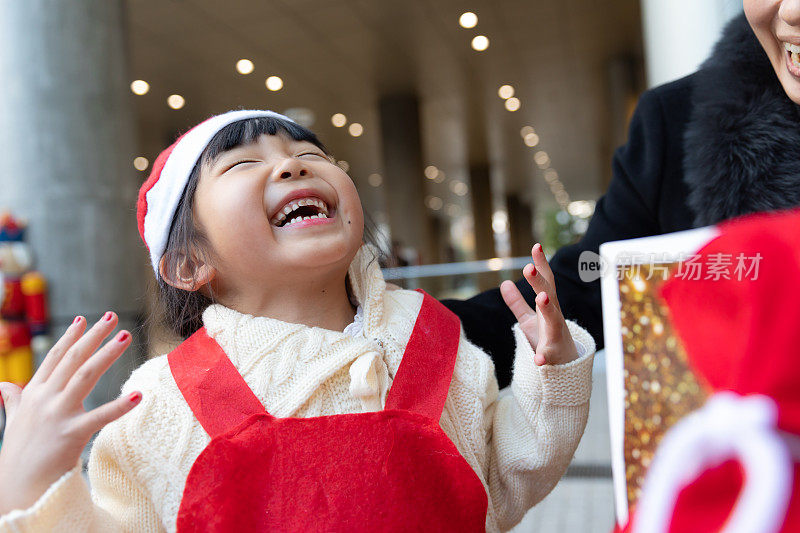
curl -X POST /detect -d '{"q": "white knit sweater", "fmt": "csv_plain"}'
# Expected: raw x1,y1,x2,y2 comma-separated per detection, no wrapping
0,246,595,532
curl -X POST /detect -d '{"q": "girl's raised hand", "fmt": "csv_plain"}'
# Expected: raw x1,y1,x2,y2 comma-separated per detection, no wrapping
0,312,141,514
500,243,578,366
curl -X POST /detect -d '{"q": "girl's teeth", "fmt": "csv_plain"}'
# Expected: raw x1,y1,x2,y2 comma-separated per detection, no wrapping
794,52,800,66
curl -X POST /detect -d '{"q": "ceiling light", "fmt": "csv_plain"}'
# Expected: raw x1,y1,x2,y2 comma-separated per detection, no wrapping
236,59,254,74
348,123,363,137
504,97,521,112
492,211,509,234
133,157,149,171
524,133,540,147
450,181,469,196
167,94,185,109
446,204,461,217
130,80,149,95
331,113,347,127
459,12,478,29
498,85,514,99
471,35,489,52
265,76,283,91
426,196,443,210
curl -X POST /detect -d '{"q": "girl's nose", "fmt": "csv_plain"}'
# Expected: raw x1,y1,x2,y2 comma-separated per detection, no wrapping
780,0,800,27
272,158,309,181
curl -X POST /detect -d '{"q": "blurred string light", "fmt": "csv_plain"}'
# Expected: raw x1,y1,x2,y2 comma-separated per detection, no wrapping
459,12,478,29
167,94,185,109
130,80,149,95
471,35,489,51
348,122,364,137
265,76,283,91
236,59,254,74
368,173,383,187
498,85,515,99
331,113,347,127
133,157,149,171
446,204,461,217
520,126,535,137
337,160,350,172
424,165,439,179
504,97,521,112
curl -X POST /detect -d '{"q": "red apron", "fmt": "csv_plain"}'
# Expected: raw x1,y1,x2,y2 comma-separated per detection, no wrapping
169,291,489,532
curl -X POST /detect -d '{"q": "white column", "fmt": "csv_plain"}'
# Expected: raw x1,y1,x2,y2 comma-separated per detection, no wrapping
0,0,143,409
641,0,743,88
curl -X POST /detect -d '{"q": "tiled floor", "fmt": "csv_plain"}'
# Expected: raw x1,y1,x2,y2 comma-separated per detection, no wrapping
511,351,617,532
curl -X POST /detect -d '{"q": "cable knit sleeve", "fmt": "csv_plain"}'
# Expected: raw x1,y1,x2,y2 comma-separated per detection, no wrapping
485,320,595,530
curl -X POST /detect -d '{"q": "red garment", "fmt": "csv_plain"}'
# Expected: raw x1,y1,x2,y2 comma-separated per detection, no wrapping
169,291,488,532
615,209,800,532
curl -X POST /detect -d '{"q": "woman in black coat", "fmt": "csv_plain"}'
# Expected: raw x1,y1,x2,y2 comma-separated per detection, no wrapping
446,7,800,388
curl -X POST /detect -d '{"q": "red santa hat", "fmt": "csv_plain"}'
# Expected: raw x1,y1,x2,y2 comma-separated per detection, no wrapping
136,109,295,275
620,208,800,533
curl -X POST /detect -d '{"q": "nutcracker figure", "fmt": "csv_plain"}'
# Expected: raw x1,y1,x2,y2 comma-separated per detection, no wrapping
0,213,49,387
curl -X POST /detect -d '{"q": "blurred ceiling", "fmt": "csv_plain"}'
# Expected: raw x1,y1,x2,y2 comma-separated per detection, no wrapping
126,0,643,218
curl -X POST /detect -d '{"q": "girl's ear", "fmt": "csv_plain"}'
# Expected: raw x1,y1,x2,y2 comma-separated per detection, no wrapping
158,253,217,292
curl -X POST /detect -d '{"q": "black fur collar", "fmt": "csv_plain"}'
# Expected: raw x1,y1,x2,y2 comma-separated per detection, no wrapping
684,13,800,227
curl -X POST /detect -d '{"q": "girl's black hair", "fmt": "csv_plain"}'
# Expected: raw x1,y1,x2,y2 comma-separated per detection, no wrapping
150,115,388,341
153,116,329,339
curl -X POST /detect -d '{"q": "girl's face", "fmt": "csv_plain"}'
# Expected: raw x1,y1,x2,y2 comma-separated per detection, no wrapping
193,133,364,295
745,0,800,104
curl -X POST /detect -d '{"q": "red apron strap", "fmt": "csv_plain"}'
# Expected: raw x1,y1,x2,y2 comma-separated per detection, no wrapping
168,327,267,438
385,290,461,420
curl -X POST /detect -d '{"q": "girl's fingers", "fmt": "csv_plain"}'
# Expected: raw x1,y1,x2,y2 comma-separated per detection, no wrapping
531,243,561,310
500,280,540,346
74,390,142,437
0,382,22,418
64,330,132,401
29,316,86,386
535,292,563,342
48,312,119,390
500,280,535,325
522,262,552,297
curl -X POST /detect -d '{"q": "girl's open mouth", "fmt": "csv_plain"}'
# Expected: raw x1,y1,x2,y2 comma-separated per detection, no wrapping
271,197,335,229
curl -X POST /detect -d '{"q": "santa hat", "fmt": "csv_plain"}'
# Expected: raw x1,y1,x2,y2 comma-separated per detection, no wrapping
620,209,800,533
136,110,295,275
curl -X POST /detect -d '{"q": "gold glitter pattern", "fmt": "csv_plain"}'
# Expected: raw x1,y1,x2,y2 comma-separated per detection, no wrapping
618,263,708,511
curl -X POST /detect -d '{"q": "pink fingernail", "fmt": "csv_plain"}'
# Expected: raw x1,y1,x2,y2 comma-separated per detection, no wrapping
128,391,142,404
531,266,538,277
117,331,130,343
103,312,113,322
73,316,82,325
542,294,549,305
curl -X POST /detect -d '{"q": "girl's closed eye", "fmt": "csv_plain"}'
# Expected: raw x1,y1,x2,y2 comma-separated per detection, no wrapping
224,160,261,172
298,151,327,160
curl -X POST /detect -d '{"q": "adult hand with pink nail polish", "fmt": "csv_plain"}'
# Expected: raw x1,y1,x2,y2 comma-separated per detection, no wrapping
0,312,141,515
499,243,579,366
